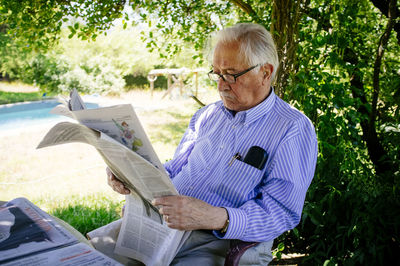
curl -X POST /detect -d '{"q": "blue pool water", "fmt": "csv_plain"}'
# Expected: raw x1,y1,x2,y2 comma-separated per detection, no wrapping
0,99,99,131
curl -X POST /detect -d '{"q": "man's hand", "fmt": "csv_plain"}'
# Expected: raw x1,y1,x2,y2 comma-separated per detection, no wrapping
106,167,130,195
152,195,228,231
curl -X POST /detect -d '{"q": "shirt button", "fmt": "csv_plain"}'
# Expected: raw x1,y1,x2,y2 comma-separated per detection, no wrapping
189,186,194,190
220,146,223,149
207,167,210,170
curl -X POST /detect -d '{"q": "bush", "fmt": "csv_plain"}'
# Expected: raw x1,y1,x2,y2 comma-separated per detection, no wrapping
123,73,167,90
58,54,125,95
22,53,70,93
11,52,126,95
276,68,400,265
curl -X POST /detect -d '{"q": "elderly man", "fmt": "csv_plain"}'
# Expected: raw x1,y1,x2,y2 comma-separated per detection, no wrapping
109,23,317,265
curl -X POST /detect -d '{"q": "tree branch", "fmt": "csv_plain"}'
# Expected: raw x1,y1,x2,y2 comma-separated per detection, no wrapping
228,0,260,22
370,0,400,44
371,0,397,126
228,0,256,15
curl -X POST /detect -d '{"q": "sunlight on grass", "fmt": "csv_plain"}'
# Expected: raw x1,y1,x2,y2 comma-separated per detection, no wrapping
39,193,125,235
0,81,39,93
0,90,43,104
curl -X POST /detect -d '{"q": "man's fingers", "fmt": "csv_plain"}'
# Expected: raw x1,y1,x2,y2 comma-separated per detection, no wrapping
158,206,175,215
152,195,180,206
106,167,130,194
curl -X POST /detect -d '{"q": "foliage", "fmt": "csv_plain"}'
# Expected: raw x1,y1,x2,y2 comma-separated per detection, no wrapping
279,0,400,264
0,90,43,104
0,0,126,51
4,51,126,95
58,54,126,94
0,23,204,94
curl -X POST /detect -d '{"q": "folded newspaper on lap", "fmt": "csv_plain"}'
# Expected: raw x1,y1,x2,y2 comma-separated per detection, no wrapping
37,89,190,265
0,197,122,266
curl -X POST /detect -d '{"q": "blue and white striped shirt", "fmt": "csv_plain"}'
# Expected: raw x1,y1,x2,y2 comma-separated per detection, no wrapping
164,89,318,242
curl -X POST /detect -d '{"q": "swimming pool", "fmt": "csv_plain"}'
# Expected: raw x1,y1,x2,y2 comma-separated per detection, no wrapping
0,99,99,131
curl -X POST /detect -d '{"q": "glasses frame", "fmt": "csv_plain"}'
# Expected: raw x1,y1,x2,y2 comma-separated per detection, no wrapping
208,64,260,84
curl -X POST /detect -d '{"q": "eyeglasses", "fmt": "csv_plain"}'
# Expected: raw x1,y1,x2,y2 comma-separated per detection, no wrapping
208,64,260,84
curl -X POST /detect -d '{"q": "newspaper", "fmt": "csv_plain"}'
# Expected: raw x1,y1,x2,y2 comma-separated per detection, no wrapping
0,198,122,266
87,194,191,266
37,89,190,265
51,89,165,171
115,194,190,265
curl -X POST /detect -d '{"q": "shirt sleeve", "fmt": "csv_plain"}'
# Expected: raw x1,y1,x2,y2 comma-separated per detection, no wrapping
214,118,318,242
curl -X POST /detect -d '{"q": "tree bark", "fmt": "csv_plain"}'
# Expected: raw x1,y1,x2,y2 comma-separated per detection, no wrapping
368,0,397,178
270,0,306,98
229,0,306,99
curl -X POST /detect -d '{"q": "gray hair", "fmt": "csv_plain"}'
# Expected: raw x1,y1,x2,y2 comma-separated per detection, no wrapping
209,23,279,81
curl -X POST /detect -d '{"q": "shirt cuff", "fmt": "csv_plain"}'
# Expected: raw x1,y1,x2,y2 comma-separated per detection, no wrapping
213,207,247,239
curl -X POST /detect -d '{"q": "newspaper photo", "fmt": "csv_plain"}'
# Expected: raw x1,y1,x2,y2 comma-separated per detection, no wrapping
0,198,123,266
1,243,122,266
0,198,78,263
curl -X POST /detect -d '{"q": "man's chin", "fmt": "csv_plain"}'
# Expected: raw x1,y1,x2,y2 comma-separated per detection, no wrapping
222,102,238,112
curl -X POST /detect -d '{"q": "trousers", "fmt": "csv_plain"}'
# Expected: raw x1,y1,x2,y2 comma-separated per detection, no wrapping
89,220,273,265
171,230,273,266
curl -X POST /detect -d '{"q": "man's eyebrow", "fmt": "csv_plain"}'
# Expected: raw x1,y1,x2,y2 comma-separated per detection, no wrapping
211,65,237,72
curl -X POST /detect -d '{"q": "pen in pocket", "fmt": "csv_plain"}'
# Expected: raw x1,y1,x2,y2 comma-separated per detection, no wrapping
228,152,241,166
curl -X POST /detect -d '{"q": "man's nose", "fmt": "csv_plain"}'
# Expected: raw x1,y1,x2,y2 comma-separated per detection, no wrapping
217,78,229,91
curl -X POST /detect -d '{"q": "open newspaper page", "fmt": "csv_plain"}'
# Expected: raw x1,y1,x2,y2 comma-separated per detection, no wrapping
1,243,122,266
0,198,122,266
50,91,164,171
37,122,190,263
73,104,165,171
115,194,191,266
37,122,177,200
0,197,78,263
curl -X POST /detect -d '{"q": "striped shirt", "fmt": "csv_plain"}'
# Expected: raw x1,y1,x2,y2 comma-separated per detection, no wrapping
164,89,318,242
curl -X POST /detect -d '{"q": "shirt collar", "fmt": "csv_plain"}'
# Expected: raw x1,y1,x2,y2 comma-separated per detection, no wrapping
219,87,276,125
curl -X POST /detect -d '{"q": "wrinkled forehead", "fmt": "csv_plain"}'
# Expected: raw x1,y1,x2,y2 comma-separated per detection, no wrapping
212,41,248,70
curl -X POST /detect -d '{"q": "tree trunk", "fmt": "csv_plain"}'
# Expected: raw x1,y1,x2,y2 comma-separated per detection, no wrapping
344,48,394,179
270,0,306,98
229,0,306,99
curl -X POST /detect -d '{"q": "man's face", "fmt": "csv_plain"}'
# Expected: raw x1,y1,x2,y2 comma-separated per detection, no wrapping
212,41,271,112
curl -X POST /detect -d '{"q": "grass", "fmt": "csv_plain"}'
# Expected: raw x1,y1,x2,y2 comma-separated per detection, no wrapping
0,90,44,104
0,83,220,235
0,81,45,104
47,194,125,234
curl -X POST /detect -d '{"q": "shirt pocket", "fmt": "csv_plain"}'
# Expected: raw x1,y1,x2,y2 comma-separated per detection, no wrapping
211,159,265,206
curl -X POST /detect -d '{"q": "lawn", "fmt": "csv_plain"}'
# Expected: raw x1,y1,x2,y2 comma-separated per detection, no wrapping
0,81,45,104
0,84,219,235
0,90,45,104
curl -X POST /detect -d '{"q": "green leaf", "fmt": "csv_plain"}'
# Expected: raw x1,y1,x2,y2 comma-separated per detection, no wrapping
292,227,299,238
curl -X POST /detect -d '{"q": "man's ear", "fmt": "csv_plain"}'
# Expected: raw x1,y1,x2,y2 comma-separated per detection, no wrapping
261,64,274,81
